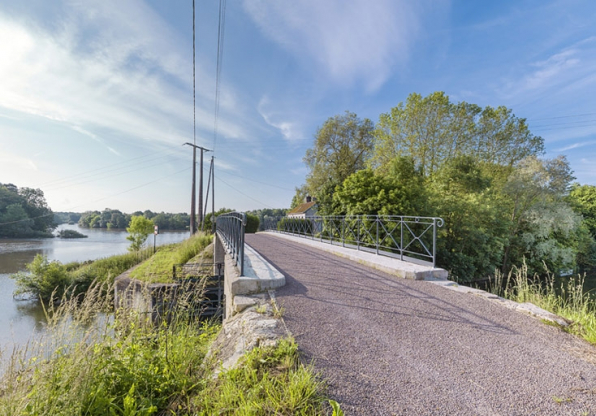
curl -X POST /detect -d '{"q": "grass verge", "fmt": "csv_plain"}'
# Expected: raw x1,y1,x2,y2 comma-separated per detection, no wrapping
129,232,212,283
490,263,596,345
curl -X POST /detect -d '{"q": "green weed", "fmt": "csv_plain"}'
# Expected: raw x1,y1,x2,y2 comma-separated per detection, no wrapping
490,262,596,345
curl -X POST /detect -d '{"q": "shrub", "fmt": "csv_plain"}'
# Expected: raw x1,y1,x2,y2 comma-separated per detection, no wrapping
11,254,71,301
245,214,260,234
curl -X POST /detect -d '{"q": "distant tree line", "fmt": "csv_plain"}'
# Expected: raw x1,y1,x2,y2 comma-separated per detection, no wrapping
77,209,190,230
292,92,596,282
0,183,55,238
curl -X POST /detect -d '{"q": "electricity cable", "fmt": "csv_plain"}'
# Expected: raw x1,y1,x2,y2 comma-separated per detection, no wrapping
215,175,275,209
0,167,191,227
212,0,227,153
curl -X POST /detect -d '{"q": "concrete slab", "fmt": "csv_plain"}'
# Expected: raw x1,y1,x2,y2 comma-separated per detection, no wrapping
261,231,448,280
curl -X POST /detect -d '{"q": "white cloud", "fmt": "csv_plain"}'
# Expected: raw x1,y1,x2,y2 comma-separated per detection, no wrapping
243,0,431,91
0,150,38,171
257,97,303,142
556,140,596,152
0,1,247,152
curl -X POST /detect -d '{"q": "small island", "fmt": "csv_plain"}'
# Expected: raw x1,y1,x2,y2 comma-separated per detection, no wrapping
57,229,88,239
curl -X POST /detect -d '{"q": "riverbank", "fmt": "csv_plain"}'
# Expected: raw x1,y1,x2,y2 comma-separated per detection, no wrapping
0,234,330,415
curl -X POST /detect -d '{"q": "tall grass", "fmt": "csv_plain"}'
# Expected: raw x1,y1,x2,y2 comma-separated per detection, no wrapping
0,280,329,415
490,263,596,345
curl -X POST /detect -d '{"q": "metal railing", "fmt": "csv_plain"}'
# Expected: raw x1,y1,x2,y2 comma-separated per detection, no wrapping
215,212,246,275
263,215,444,268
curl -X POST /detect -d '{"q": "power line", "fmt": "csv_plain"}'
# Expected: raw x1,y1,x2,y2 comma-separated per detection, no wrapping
43,151,185,191
215,175,275,209
38,148,181,188
0,167,191,227
212,0,227,153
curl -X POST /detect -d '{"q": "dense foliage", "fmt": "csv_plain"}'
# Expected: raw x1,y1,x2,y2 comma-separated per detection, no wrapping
246,208,288,230
78,208,190,230
0,183,55,237
294,92,596,282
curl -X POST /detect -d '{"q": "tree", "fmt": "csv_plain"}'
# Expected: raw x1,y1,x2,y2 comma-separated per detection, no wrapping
370,92,544,176
126,215,154,251
568,184,596,238
304,111,374,198
428,156,508,281
18,187,54,233
332,157,427,217
290,185,309,209
0,204,34,237
500,155,580,274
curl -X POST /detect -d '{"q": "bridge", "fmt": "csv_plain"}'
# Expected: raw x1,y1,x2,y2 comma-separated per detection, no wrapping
215,213,596,415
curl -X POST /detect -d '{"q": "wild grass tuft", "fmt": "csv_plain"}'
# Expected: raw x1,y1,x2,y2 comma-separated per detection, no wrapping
490,262,596,345
193,338,327,415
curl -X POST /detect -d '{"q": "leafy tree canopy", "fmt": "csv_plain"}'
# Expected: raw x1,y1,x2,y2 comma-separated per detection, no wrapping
304,111,374,198
0,183,54,238
370,91,545,176
126,216,155,252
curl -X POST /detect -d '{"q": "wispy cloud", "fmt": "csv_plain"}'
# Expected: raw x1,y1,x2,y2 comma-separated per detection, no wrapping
556,140,596,152
0,1,247,151
257,97,303,142
243,0,435,92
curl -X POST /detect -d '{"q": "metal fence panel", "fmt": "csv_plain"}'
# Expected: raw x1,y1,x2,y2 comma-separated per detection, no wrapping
263,215,444,268
215,212,246,275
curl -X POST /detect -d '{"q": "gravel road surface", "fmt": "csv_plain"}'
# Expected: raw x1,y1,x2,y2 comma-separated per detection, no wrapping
246,233,596,416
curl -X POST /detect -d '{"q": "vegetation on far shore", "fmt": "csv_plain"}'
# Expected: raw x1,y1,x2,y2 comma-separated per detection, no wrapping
56,229,87,239
0,183,55,238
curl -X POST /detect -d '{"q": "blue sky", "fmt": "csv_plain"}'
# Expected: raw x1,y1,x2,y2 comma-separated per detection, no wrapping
0,0,595,214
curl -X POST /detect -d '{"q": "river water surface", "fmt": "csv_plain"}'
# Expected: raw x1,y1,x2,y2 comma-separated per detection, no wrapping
0,224,188,356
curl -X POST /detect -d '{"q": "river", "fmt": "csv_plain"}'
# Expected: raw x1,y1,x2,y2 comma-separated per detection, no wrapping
0,224,188,356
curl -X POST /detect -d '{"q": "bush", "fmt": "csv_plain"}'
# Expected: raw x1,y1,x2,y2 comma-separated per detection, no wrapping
11,254,71,301
245,214,260,234
277,217,315,235
57,229,88,238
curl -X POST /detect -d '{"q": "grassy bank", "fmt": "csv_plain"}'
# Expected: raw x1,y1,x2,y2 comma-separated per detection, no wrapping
0,283,329,415
11,232,212,300
129,232,212,283
490,264,596,345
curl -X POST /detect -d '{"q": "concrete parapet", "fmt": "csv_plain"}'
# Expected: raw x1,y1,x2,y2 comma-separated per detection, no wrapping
218,233,286,318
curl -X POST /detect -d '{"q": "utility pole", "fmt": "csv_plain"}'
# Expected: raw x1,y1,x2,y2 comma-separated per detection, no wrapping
202,157,214,232
211,156,215,233
184,143,210,232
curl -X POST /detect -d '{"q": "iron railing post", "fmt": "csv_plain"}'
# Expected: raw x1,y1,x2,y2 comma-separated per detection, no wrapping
240,213,246,276
400,216,404,262
433,218,437,268
376,217,379,255
357,217,360,251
